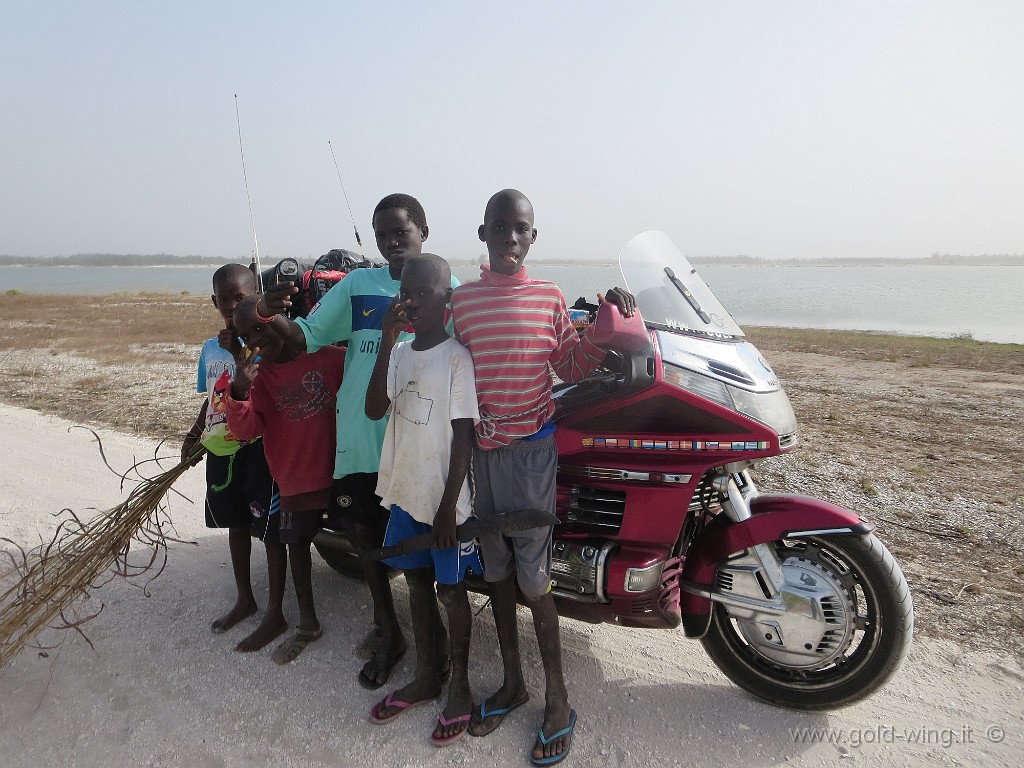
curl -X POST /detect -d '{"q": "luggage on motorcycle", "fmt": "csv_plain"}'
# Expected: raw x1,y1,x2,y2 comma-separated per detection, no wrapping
251,248,374,319
303,248,373,316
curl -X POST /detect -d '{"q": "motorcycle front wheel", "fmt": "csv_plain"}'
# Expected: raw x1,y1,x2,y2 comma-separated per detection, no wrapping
700,533,913,710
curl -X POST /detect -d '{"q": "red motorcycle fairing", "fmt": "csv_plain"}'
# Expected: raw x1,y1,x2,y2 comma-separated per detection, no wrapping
678,494,874,637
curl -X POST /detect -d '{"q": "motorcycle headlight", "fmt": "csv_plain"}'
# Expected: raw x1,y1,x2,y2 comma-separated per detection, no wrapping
662,364,733,409
727,385,798,437
662,362,798,437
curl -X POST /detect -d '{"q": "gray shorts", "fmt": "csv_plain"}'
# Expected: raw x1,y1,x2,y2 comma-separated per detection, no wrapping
471,434,556,599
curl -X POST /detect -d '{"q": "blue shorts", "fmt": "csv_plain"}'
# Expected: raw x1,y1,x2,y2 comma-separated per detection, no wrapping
381,505,482,585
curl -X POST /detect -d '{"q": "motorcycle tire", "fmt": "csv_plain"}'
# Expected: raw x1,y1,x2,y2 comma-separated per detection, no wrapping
700,533,913,711
312,531,400,582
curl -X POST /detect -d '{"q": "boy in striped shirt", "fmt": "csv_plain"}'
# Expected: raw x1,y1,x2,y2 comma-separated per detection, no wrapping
451,189,635,766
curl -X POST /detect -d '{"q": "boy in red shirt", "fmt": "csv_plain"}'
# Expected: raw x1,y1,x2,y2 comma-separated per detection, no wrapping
225,295,346,663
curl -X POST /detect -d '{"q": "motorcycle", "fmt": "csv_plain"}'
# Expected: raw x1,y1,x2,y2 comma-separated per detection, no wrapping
313,230,914,711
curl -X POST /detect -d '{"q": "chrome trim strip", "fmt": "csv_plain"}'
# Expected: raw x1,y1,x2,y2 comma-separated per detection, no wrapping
559,464,692,484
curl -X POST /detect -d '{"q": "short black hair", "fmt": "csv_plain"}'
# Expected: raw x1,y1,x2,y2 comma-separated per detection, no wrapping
373,193,427,229
484,188,533,222
212,263,256,291
404,253,451,288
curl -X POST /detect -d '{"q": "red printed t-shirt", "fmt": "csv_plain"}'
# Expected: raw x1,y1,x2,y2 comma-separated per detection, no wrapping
225,346,345,509
451,266,605,449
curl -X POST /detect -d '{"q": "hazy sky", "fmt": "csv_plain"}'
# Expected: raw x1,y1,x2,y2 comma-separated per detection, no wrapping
2,1,1022,263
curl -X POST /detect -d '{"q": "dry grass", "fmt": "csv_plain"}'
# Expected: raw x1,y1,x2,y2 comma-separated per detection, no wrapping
0,293,214,440
745,325,1024,375
0,293,211,365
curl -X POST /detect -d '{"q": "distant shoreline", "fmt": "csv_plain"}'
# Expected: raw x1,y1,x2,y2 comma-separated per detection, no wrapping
2,256,1022,268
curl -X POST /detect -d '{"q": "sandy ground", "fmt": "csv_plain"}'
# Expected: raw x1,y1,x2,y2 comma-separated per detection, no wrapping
1,405,1021,767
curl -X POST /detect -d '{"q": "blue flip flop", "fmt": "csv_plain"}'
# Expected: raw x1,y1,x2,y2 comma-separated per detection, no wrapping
469,692,530,737
531,708,577,766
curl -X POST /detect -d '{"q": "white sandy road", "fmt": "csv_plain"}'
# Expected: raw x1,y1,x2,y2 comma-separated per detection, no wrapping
0,404,1020,768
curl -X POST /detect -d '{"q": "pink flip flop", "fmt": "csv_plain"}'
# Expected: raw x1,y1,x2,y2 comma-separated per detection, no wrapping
430,710,472,747
368,691,434,725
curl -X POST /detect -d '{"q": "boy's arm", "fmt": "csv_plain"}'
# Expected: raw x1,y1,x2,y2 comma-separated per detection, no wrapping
261,276,357,353
225,396,265,441
364,296,406,421
254,287,308,354
549,286,639,383
230,347,260,401
224,381,265,441
225,347,265,440
432,417,475,550
180,399,208,465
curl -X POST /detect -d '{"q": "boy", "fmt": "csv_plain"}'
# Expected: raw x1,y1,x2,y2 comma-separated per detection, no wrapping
224,296,346,664
180,263,285,653
451,189,635,766
259,194,459,688
364,254,480,746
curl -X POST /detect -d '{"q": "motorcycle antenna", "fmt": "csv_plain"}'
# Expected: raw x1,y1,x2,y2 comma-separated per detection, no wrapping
327,140,364,256
234,93,264,291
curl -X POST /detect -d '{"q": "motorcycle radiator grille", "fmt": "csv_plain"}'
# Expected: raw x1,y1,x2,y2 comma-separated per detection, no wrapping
563,485,626,533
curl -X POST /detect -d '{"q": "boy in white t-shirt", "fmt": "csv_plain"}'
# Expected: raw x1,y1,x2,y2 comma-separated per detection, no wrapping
364,254,480,747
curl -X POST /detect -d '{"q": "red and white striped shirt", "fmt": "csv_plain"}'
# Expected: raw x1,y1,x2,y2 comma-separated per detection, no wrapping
452,266,605,449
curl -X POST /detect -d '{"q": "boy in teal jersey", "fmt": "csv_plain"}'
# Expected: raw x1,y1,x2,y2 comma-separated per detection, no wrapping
259,194,459,688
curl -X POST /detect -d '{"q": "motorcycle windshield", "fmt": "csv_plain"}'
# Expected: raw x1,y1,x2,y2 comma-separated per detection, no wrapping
618,230,745,338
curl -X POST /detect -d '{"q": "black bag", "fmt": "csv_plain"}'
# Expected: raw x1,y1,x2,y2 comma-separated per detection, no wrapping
253,249,375,319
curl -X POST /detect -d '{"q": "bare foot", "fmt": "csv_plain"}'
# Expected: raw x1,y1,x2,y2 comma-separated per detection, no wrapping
234,615,288,653
210,599,257,634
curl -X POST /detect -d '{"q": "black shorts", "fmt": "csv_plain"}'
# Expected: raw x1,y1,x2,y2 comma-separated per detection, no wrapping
205,442,280,543
326,473,390,536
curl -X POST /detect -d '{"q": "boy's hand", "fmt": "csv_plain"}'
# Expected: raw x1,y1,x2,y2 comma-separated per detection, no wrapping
598,287,637,318
231,346,260,400
180,432,202,466
432,506,458,551
264,282,297,314
381,295,409,348
218,323,242,357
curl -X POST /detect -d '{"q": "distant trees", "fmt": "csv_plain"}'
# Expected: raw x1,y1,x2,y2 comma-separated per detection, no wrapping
0,254,225,267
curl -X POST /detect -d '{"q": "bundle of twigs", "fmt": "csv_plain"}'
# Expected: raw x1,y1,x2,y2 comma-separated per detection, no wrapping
0,428,203,667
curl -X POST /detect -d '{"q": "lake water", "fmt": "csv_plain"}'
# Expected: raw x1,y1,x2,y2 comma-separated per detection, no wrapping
1,263,1021,344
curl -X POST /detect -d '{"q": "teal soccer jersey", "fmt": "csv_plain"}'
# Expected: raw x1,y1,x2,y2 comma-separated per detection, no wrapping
296,265,459,478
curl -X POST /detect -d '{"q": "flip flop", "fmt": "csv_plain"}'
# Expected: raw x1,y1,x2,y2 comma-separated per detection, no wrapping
531,709,577,766
354,625,384,660
271,627,323,665
368,690,435,725
358,646,407,690
468,691,530,737
430,710,472,747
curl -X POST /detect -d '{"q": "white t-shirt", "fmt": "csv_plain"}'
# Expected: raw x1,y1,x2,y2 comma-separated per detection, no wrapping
375,337,479,525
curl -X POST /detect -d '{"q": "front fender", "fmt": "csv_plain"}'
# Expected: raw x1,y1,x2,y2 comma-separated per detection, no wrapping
679,494,873,637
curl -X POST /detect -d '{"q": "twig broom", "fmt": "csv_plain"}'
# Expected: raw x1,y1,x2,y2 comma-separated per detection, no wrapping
0,428,203,667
